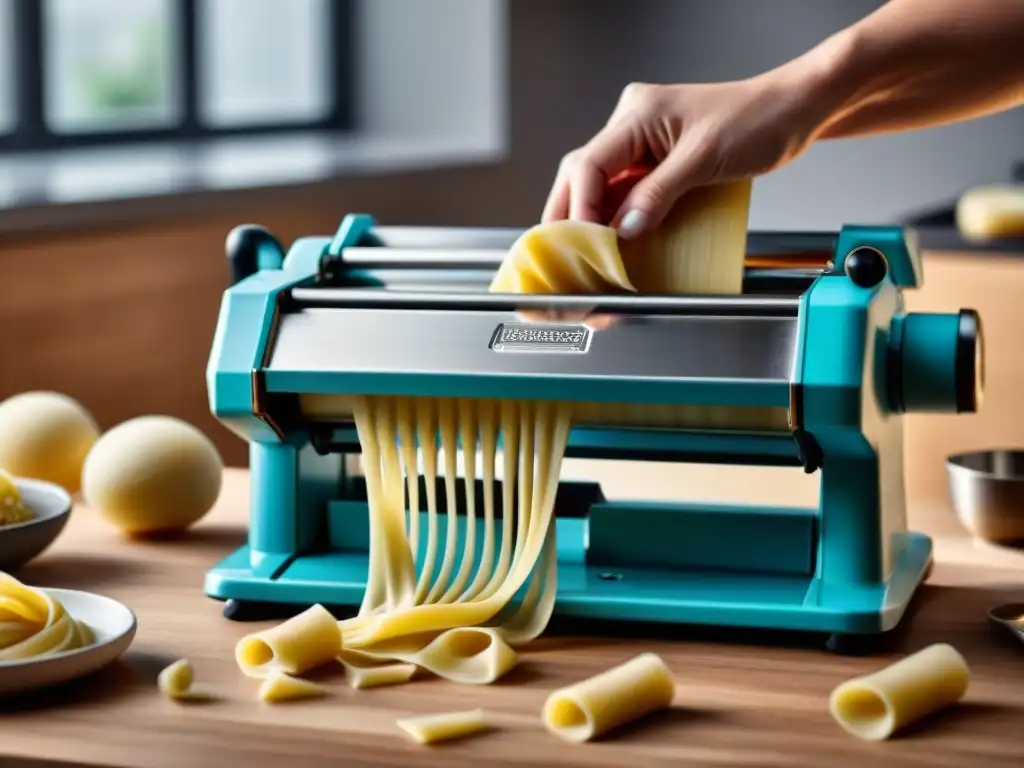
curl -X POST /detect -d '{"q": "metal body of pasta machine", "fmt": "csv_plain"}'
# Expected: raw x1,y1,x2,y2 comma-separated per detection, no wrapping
204,213,984,652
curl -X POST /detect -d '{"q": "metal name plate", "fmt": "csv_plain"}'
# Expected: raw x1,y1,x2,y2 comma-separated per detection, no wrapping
489,323,592,354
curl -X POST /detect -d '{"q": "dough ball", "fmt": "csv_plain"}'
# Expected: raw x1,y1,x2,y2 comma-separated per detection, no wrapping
0,391,100,494
82,416,223,535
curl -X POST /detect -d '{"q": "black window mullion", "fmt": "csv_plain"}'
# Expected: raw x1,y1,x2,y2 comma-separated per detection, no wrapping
179,0,201,138
328,0,356,131
11,0,47,150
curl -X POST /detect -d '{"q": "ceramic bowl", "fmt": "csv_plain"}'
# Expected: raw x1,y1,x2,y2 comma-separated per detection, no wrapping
0,477,72,572
0,587,137,697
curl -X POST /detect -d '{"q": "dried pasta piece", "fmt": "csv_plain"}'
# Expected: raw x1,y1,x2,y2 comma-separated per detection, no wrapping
235,604,341,678
396,709,488,745
829,643,970,741
157,658,213,702
341,659,418,690
542,653,676,743
258,672,328,703
158,658,193,698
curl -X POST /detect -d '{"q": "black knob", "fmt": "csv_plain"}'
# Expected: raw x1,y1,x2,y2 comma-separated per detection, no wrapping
955,309,984,413
225,224,284,285
844,247,888,289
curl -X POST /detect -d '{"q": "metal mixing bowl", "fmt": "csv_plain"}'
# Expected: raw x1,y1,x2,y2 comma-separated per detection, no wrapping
948,450,1024,543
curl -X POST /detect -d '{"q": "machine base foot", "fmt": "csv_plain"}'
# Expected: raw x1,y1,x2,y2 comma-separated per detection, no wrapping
824,631,896,656
222,598,295,622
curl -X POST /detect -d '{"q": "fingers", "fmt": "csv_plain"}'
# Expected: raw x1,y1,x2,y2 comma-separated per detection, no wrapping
611,142,715,239
541,170,571,223
541,123,642,225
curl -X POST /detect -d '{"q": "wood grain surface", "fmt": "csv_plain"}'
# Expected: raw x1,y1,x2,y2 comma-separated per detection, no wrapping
2,464,1023,768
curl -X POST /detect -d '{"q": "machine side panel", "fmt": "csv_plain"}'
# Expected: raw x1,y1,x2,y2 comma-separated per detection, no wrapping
207,270,306,443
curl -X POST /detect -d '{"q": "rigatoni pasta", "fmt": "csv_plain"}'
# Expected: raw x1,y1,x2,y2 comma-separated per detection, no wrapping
235,603,341,678
542,653,676,742
829,643,970,741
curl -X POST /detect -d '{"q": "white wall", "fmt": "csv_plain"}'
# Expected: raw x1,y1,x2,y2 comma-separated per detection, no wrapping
355,0,507,152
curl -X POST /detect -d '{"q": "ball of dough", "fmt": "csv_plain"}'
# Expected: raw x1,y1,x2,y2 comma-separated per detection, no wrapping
0,391,100,495
82,416,223,535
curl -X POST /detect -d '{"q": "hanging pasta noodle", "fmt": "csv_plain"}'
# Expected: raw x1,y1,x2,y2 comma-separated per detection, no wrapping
321,181,753,685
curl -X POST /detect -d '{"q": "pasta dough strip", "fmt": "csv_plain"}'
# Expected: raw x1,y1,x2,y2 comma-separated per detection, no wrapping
396,397,420,563
425,399,460,604
459,398,499,602
353,399,389,616
476,400,519,599
340,626,517,685
414,400,440,604
374,398,416,608
490,407,557,639
437,399,479,603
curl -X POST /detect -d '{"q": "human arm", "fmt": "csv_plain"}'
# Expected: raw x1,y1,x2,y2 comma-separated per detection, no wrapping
543,0,1024,238
810,0,1024,140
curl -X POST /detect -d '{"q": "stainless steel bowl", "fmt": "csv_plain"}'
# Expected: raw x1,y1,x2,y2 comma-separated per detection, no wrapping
948,450,1024,543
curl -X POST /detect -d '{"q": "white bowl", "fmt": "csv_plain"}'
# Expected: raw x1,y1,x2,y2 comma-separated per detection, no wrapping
0,478,73,571
0,587,137,697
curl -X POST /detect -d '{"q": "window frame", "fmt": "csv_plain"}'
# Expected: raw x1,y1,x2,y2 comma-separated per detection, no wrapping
0,0,355,152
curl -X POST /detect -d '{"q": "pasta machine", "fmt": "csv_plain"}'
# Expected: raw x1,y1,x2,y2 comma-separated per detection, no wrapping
205,213,984,651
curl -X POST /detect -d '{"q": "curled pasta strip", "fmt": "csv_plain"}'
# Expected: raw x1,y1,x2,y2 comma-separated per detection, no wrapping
340,626,517,685
0,572,95,662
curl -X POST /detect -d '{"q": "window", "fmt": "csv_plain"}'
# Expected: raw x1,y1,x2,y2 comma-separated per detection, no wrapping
199,0,333,128
44,0,182,134
0,0,353,151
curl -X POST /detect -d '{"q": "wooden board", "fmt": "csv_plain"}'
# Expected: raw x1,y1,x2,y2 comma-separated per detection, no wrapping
2,467,1024,768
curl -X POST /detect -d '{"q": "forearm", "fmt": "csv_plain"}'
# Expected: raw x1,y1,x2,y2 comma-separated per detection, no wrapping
779,0,1024,141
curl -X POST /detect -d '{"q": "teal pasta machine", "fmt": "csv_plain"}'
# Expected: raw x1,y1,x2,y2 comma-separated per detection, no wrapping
205,214,984,652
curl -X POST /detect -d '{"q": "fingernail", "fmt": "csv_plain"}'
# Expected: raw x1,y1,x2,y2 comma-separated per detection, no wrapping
618,209,647,239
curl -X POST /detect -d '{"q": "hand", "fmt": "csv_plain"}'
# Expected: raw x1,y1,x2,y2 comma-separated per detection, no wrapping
542,70,829,239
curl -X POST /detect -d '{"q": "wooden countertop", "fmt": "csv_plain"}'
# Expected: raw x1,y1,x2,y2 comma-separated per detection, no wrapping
4,463,1024,768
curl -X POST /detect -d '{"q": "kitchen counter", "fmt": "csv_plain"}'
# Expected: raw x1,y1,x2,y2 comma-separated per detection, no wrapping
3,465,1024,768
